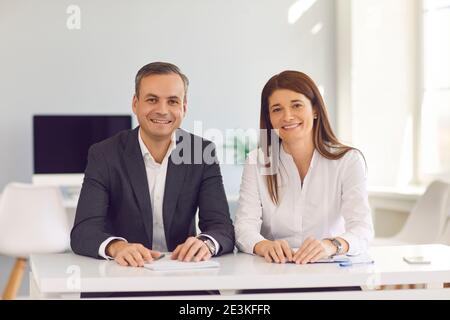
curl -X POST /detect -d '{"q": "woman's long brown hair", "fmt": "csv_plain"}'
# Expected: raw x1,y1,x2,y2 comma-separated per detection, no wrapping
260,71,362,204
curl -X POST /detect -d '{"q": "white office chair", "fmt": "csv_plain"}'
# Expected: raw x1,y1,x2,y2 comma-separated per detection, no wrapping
372,180,450,246
438,220,450,245
0,183,70,300
437,194,450,245
438,205,450,289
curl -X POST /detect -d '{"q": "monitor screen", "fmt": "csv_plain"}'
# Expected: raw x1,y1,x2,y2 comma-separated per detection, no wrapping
33,115,132,174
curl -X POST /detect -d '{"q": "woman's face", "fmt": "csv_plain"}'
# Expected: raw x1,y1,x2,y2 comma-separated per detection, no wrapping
268,89,316,144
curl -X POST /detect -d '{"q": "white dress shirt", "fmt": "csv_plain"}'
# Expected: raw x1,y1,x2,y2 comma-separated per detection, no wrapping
99,129,219,259
235,146,374,256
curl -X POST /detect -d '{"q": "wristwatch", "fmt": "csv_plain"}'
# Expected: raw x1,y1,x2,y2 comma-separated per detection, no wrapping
325,238,343,257
197,235,216,255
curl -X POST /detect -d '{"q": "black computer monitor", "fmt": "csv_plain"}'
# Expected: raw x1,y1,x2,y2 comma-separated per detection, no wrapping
33,115,132,174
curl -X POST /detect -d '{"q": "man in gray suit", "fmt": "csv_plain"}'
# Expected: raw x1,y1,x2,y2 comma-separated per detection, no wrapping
71,62,234,267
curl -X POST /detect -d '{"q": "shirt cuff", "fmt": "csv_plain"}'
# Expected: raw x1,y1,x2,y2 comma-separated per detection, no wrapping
198,234,220,256
339,233,366,256
98,237,128,260
236,233,266,255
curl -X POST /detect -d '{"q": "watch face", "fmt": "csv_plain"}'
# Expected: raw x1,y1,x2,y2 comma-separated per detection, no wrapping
204,239,215,254
197,236,215,255
333,239,342,254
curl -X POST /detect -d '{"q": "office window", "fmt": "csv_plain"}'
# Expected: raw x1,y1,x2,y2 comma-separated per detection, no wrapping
419,0,450,182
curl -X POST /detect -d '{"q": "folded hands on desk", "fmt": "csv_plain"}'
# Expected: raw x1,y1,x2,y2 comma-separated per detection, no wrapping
253,237,349,265
106,236,212,267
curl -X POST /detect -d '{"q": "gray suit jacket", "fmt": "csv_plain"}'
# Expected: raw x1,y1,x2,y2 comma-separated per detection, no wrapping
70,127,234,258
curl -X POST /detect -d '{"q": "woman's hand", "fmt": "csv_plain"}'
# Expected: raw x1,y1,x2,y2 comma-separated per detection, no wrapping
292,237,336,265
254,240,294,263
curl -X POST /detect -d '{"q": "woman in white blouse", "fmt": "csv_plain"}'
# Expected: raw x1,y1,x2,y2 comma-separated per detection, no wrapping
235,71,374,264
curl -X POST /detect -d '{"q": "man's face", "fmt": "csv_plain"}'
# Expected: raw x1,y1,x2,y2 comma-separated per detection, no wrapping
132,73,186,141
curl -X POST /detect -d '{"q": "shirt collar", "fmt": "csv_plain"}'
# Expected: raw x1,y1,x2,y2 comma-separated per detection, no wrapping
138,129,177,166
280,143,318,169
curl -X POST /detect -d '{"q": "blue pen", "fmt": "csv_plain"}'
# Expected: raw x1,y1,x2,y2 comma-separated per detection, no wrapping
339,260,374,267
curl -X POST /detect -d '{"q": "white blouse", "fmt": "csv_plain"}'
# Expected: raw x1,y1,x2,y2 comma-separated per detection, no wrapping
234,146,374,256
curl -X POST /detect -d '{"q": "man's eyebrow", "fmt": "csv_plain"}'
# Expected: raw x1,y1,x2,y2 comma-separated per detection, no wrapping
143,93,159,99
167,96,181,100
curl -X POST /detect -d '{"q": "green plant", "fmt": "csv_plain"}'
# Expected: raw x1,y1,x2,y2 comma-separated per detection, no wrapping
224,132,257,165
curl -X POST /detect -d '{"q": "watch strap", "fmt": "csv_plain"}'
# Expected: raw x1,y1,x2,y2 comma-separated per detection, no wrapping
325,238,343,257
196,235,216,255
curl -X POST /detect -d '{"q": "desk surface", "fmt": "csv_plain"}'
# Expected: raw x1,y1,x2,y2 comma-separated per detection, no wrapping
30,244,450,295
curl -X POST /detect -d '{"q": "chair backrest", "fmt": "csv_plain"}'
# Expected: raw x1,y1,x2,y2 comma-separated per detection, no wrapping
438,220,450,245
437,193,450,245
395,180,450,244
0,183,70,257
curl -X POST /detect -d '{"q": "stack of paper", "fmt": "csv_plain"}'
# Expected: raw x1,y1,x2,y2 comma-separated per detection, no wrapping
315,253,374,266
286,253,374,265
339,254,375,266
144,259,220,271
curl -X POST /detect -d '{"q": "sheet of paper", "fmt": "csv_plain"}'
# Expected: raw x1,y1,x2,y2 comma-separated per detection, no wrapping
315,253,374,265
315,255,350,263
144,259,220,271
286,252,374,264
342,253,374,265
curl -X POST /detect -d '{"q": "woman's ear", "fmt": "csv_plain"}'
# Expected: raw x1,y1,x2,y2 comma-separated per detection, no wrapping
313,104,320,120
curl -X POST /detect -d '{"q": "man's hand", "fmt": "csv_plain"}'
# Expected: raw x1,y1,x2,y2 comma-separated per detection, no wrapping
106,240,162,267
171,236,212,262
254,239,294,264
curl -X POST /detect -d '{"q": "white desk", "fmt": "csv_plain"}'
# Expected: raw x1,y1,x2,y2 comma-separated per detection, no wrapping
30,245,450,299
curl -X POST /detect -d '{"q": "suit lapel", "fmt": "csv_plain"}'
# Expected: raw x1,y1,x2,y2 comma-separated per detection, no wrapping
163,130,187,246
124,127,153,246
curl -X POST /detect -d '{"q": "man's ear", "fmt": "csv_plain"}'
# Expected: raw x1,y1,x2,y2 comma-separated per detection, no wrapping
183,97,187,116
132,95,138,115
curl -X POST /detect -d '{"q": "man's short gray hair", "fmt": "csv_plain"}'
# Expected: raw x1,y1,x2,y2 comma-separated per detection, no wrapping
135,62,189,98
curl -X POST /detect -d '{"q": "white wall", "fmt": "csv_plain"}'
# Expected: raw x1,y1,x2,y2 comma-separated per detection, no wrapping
337,0,420,188
0,0,337,196
353,0,419,187
0,0,338,297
